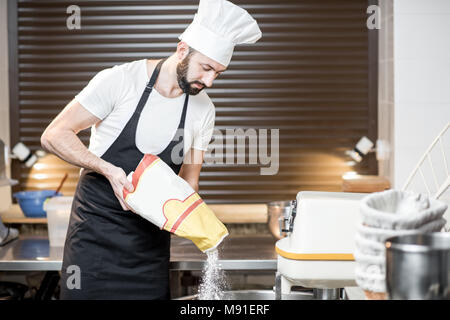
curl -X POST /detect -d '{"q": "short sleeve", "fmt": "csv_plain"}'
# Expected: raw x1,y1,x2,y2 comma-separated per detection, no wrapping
192,102,215,151
74,65,124,120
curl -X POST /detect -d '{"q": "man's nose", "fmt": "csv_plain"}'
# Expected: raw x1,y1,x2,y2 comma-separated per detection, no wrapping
202,73,215,87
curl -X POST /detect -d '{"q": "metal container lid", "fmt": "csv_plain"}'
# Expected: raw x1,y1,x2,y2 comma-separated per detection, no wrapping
385,232,450,253
267,200,293,207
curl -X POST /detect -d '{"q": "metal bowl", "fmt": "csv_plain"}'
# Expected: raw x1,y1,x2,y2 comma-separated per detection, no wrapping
174,289,313,300
267,201,294,240
385,232,450,300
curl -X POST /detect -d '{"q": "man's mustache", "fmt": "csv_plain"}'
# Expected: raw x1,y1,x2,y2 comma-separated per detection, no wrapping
190,80,205,88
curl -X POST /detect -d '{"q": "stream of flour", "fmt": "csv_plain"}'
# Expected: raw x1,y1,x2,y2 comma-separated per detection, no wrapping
197,248,229,300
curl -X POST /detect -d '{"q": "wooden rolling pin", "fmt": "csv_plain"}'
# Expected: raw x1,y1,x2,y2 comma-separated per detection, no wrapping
342,175,391,193
209,204,268,224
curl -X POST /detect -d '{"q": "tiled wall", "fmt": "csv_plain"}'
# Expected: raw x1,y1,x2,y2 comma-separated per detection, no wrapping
393,0,450,189
378,0,450,192
0,1,12,211
378,0,395,183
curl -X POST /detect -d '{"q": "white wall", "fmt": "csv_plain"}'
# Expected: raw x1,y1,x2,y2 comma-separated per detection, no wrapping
393,0,450,189
0,0,12,212
378,0,394,182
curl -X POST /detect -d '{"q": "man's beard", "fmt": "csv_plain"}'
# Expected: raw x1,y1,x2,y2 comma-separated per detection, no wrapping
176,56,205,95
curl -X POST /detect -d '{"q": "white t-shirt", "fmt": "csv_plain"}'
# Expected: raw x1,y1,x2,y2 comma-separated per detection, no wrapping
75,59,215,157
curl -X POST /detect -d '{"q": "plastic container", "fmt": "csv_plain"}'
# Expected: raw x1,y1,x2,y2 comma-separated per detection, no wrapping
13,190,62,218
43,196,73,247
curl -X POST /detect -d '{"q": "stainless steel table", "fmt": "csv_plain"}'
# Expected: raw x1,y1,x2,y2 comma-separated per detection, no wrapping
0,234,277,272
1,235,367,300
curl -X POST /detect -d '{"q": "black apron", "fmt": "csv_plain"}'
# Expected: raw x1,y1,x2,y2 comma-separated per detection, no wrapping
60,59,189,300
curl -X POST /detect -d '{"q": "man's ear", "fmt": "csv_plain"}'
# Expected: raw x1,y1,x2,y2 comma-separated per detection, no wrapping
176,41,190,61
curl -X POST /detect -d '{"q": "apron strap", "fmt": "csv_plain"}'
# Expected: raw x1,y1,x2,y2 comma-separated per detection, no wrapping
134,58,167,116
178,94,189,129
145,58,166,92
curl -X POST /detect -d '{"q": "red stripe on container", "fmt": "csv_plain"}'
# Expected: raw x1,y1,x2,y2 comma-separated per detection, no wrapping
123,154,159,199
170,198,204,233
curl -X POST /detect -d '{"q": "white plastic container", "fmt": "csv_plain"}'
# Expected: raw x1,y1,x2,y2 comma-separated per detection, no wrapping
44,196,73,247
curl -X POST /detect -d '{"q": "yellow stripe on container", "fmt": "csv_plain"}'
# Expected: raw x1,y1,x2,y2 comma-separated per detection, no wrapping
275,246,354,261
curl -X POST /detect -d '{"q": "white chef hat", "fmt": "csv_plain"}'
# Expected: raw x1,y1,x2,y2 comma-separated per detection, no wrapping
179,0,262,67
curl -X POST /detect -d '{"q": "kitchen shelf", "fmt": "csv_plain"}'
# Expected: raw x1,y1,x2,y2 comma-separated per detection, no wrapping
0,204,47,224
1,203,268,225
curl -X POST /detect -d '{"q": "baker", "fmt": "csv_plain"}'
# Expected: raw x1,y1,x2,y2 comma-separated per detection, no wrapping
40,0,261,300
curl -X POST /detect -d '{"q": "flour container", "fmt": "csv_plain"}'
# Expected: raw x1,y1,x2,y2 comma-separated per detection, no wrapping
124,154,228,252
44,196,73,247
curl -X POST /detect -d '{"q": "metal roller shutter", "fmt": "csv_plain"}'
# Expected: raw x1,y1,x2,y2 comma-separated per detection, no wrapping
9,0,378,203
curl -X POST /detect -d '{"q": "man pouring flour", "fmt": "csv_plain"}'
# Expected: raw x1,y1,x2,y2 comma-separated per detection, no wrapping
41,0,261,299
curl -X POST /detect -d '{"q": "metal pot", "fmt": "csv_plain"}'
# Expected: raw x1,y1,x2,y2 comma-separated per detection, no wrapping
174,289,313,300
267,201,295,240
385,232,450,300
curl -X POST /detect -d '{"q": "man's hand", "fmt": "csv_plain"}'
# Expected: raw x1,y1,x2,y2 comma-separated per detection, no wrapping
103,164,134,211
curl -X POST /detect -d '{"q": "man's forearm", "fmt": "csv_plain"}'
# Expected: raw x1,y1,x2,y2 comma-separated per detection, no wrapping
188,181,199,193
41,128,112,177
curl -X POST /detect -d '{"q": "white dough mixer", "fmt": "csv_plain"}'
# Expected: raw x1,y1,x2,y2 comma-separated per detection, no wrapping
274,191,367,299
